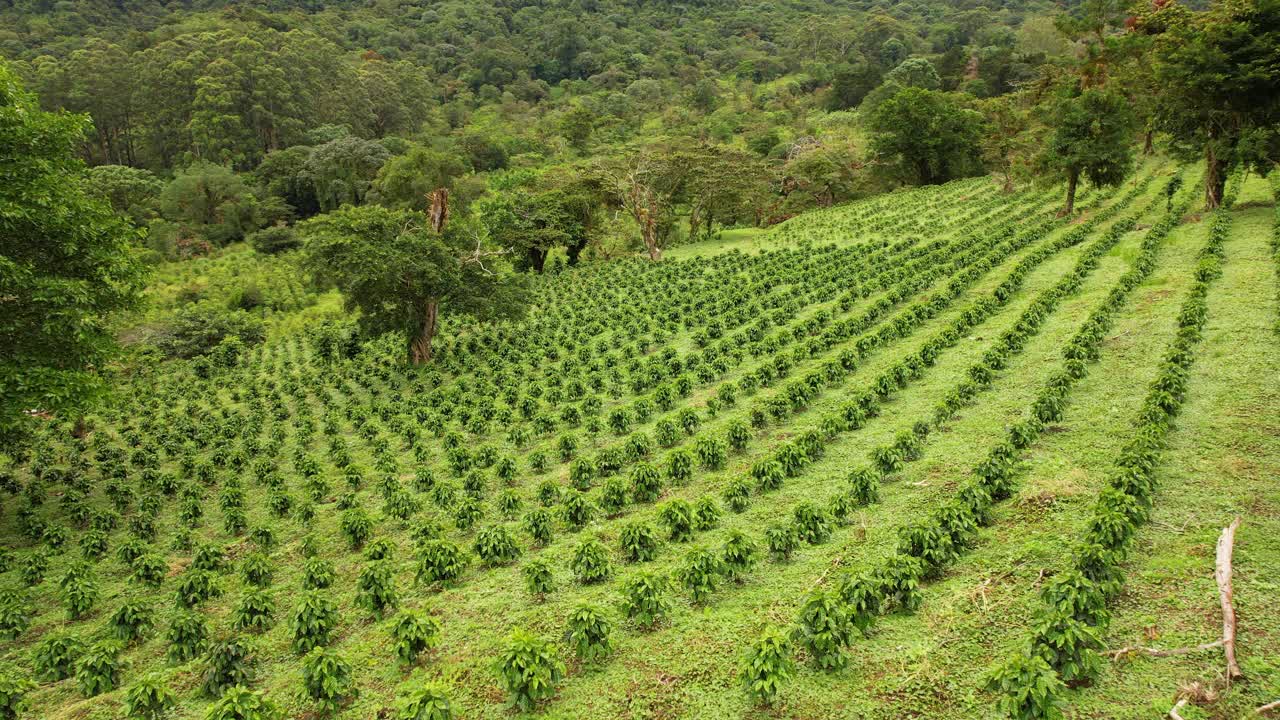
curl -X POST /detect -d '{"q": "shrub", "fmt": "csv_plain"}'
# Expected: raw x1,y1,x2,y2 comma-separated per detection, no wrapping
241,552,273,587
0,668,35,720
524,559,556,596
155,305,266,359
249,225,300,254
986,650,1064,720
110,600,155,643
494,630,565,712
356,561,399,615
390,611,441,665
415,540,467,587
793,502,833,544
34,633,84,681
340,507,373,549
739,627,794,707
678,547,726,603
473,525,522,567
570,539,612,584
303,557,336,589
302,647,357,714
522,509,553,546
232,590,276,632
565,604,613,664
629,462,662,503
0,599,28,641
765,523,799,562
723,477,751,513
620,572,671,629
619,521,659,563
75,640,123,697
204,685,283,720
658,499,695,542
124,672,177,720
793,590,853,670
394,678,454,719
201,637,256,697
175,569,223,608
291,592,338,654
721,530,758,581
167,611,210,662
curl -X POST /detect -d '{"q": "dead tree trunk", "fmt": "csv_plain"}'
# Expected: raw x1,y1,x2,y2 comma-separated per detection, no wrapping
1216,516,1244,681
429,188,449,233
409,300,439,365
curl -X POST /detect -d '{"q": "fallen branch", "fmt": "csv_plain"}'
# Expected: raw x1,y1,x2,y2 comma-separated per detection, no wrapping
1169,698,1188,720
1105,639,1223,659
1216,516,1244,681
1258,699,1280,715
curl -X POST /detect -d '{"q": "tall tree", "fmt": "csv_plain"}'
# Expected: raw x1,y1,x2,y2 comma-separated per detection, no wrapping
302,204,528,365
868,87,986,186
1,62,147,448
1148,0,1280,208
1041,86,1135,215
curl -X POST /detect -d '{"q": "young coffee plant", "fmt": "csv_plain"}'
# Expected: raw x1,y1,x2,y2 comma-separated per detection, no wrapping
619,520,659,563
302,557,336,590
34,632,84,681
765,523,799,562
109,599,155,643
232,590,276,632
523,559,556,597
986,650,1065,720
390,611,441,665
473,525,522,567
291,591,338,654
570,538,613,584
677,547,726,604
301,647,358,714
658,498,695,542
565,604,613,664
739,627,795,707
793,589,853,671
167,611,210,662
720,530,759,581
619,572,672,630
494,630,565,712
522,509,554,546
415,540,468,587
0,668,35,720
394,677,454,720
356,560,399,615
75,639,123,697
201,637,256,697
204,685,283,720
124,672,177,720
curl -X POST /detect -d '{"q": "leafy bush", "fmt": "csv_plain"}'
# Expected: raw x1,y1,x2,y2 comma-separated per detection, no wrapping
658,498,695,542
34,632,84,680
124,672,177,720
302,647,357,713
565,605,612,664
303,557,336,589
765,523,799,561
154,304,266,359
415,540,468,587
793,590,853,670
232,590,276,632
291,592,338,654
473,525,522,567
175,569,223,608
721,530,758,581
570,538,612,584
75,640,123,697
390,611,441,665
355,560,399,615
394,678,454,719
201,637,256,697
524,559,556,596
987,651,1064,720
204,685,284,720
0,668,35,720
248,225,300,254
166,611,210,662
620,572,671,629
739,627,794,706
494,630,565,712
110,599,155,643
619,521,659,563
678,547,726,603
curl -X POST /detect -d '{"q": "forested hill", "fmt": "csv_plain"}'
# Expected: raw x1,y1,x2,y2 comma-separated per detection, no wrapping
0,0,1060,172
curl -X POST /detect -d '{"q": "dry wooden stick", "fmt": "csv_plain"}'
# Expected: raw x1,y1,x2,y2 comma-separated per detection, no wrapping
1257,699,1280,715
1216,516,1244,681
1105,639,1223,659
1169,698,1188,720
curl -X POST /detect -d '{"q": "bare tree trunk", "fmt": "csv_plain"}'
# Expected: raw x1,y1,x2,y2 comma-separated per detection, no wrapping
1143,129,1154,155
409,300,439,365
1204,145,1227,211
429,188,449,233
640,207,661,261
1060,170,1079,217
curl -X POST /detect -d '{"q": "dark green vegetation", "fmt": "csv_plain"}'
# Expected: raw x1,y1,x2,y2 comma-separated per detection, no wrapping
2,0,1280,718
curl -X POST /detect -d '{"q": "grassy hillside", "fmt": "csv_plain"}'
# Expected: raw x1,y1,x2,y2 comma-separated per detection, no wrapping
2,164,1277,720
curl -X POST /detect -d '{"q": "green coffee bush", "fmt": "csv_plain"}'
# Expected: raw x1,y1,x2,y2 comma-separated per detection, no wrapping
739,627,794,707
301,647,357,714
390,611,441,665
124,672,177,720
201,637,256,697
494,630,565,712
565,605,612,664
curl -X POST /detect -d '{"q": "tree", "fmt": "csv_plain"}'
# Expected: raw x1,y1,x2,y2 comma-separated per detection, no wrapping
479,188,586,273
592,148,681,261
302,204,529,365
826,62,882,110
1148,0,1280,208
868,87,986,186
305,136,390,212
1,61,147,449
1041,86,1135,216
87,165,163,223
980,94,1037,192
885,57,942,90
159,163,262,245
372,146,466,211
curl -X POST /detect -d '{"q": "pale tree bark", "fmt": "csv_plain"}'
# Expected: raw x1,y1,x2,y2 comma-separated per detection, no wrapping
1060,169,1079,216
